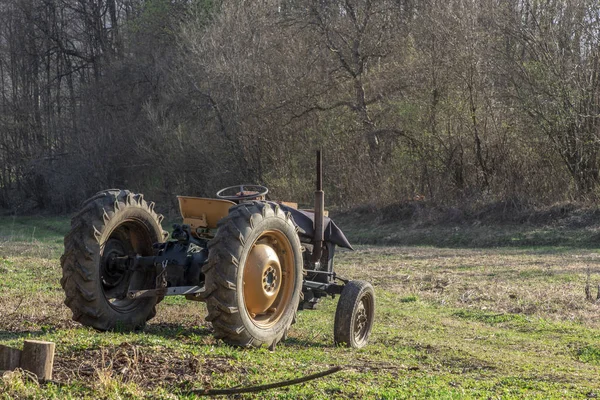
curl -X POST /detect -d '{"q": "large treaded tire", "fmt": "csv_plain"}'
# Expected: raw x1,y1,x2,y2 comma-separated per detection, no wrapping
203,201,303,348
334,280,375,348
60,189,168,331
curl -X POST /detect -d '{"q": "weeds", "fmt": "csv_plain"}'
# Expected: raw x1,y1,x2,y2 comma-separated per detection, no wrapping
0,369,40,398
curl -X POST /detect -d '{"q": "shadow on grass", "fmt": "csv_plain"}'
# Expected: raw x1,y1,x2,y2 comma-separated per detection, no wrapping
144,322,213,339
283,337,331,348
0,329,48,341
145,324,333,348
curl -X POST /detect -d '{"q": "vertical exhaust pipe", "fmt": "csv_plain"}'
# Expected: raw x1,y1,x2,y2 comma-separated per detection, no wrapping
312,150,325,264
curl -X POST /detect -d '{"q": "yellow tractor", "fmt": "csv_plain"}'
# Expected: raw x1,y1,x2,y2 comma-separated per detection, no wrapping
60,152,375,348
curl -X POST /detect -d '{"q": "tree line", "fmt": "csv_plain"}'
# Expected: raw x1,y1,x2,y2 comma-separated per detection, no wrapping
1,0,599,213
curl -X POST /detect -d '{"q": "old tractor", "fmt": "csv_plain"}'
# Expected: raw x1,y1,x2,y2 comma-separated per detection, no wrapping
60,152,375,349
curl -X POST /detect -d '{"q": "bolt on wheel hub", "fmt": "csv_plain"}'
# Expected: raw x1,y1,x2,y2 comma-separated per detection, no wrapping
263,266,278,292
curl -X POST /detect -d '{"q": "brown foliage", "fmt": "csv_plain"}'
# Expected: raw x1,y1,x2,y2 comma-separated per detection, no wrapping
1,0,599,213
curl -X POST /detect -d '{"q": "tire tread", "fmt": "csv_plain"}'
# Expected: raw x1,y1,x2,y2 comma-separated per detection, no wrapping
60,189,166,331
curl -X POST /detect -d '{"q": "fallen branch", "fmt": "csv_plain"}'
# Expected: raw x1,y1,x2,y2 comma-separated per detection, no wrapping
9,297,24,316
189,365,342,396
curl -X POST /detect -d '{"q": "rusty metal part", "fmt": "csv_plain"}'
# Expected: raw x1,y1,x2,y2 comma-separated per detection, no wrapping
243,230,295,328
303,280,344,294
127,285,206,299
277,201,298,209
236,191,259,197
354,302,369,342
353,290,374,345
178,196,235,231
244,244,282,314
216,185,268,201
311,150,325,263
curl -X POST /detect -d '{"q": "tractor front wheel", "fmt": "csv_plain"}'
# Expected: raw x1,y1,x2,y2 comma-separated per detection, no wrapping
203,201,303,348
334,280,375,348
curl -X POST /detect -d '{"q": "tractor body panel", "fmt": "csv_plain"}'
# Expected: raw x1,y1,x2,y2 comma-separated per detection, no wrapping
177,196,235,230
278,204,353,250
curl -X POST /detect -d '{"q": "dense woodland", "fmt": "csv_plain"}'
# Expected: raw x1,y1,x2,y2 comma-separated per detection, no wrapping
1,0,600,214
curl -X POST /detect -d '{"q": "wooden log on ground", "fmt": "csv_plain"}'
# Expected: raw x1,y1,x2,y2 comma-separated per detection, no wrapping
0,344,22,371
19,340,55,381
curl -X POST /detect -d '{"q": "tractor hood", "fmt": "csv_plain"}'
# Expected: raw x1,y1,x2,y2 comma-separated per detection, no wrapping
277,203,353,250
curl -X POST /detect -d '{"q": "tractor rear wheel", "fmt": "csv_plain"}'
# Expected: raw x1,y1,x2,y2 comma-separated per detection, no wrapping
334,280,375,348
60,189,168,331
203,201,303,348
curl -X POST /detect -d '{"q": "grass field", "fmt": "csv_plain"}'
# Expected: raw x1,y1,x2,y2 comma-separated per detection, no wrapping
1,215,600,398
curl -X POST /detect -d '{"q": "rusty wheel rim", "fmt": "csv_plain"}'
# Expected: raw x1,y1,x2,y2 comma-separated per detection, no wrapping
353,293,373,345
243,230,295,328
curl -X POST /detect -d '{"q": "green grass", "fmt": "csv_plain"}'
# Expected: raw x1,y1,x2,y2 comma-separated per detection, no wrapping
452,309,529,325
399,294,419,303
577,345,600,365
1,216,600,398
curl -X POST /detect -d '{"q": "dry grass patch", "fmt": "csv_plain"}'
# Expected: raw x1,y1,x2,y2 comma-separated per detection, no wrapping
337,246,600,327
53,342,239,390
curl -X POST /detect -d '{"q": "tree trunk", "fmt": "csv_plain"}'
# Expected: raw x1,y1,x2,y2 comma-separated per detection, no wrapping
0,345,21,371
20,340,55,381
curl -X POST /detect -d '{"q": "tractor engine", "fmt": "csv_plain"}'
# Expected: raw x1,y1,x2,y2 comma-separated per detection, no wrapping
153,224,208,288
112,223,210,301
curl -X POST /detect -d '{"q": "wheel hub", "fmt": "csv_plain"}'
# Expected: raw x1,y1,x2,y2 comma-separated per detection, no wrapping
354,302,368,340
101,239,128,289
244,244,282,315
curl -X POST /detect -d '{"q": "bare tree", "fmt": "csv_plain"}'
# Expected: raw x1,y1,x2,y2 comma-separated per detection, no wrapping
500,0,600,197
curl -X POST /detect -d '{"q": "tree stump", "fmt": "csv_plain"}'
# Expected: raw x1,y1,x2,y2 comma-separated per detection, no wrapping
0,344,22,371
19,340,55,381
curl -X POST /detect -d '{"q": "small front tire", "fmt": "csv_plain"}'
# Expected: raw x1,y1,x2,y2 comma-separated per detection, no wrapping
334,280,375,348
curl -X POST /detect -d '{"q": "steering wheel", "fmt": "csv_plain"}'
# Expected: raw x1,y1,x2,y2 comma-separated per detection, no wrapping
216,185,269,201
